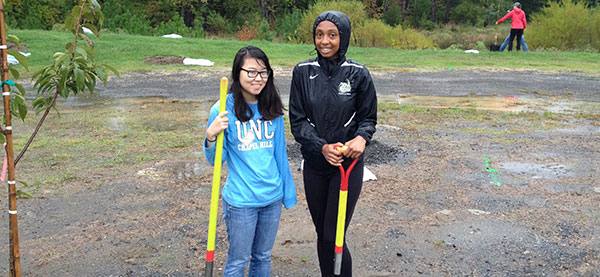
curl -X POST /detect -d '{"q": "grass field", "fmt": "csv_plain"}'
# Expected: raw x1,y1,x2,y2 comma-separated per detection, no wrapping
10,29,600,75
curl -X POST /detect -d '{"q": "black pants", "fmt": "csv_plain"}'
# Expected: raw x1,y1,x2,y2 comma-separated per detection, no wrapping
508,28,524,51
303,159,364,277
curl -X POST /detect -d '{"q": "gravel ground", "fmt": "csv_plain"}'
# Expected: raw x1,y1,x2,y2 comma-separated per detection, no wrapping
2,67,599,276
64,67,600,102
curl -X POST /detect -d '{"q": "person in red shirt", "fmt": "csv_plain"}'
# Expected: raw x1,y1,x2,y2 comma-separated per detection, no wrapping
496,2,527,51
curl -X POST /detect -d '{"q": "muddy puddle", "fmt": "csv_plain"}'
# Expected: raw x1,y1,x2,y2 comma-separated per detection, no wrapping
394,94,600,114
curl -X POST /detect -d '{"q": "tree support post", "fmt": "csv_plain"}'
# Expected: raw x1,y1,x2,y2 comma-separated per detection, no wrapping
0,1,21,276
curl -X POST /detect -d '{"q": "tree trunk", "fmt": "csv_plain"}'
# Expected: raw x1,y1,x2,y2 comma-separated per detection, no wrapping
182,4,195,27
384,0,389,12
260,0,268,20
483,4,489,27
259,0,276,27
445,0,452,23
431,0,437,23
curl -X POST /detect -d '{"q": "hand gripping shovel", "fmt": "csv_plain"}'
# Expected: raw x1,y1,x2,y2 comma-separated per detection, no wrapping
334,146,358,275
205,77,228,277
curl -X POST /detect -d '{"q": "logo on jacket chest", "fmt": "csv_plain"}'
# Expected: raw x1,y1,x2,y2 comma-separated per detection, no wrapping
338,79,352,96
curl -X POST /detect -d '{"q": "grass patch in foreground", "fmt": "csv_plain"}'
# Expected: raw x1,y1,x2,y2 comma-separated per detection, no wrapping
10,99,209,193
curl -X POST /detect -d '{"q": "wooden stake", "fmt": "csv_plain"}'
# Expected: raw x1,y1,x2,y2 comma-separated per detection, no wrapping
0,1,21,276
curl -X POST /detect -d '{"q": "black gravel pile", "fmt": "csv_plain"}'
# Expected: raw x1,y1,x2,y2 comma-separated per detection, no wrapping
365,140,409,165
287,139,408,166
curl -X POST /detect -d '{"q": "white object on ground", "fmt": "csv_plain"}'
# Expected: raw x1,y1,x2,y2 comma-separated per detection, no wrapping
183,58,214,67
436,209,452,215
7,55,18,65
82,27,94,34
464,49,480,54
7,52,31,65
162,34,183,39
363,166,377,182
468,209,491,215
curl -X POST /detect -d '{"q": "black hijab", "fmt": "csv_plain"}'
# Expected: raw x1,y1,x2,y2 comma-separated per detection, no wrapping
312,11,351,77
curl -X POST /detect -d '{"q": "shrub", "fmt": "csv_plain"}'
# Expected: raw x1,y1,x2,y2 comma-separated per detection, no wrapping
101,1,153,35
353,18,435,49
256,19,276,41
450,0,486,26
125,13,154,36
354,19,391,47
155,15,189,36
297,0,368,44
20,16,46,29
4,0,73,29
205,11,232,36
527,0,596,50
275,8,303,42
422,24,498,49
51,23,66,31
189,18,206,38
383,4,403,27
592,8,600,49
236,22,258,41
408,0,431,28
418,13,436,30
387,25,436,49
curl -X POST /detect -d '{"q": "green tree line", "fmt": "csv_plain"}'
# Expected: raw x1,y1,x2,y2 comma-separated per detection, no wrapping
4,0,600,51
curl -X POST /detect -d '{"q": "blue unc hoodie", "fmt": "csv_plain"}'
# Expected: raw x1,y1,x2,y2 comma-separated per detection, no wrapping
204,94,297,209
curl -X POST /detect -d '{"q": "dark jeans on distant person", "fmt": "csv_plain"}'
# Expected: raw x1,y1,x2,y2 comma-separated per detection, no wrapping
303,159,364,277
508,28,524,51
500,33,528,52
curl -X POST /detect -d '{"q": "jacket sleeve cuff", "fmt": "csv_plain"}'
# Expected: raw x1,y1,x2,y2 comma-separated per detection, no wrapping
356,132,372,145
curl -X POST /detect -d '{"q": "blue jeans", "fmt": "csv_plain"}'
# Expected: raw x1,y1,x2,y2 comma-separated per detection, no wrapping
500,33,528,52
222,199,282,277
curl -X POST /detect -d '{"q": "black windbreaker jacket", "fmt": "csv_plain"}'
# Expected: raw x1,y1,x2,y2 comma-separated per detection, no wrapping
289,11,377,169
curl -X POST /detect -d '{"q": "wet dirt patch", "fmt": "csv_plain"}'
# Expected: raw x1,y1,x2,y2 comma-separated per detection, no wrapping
143,56,185,65
500,162,571,180
138,160,211,181
2,69,600,276
417,219,598,275
395,94,600,115
545,183,596,194
469,190,547,213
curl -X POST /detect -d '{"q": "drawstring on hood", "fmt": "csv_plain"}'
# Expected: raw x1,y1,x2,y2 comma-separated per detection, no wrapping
313,11,351,76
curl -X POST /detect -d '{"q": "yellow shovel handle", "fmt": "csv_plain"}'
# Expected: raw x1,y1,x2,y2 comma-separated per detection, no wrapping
205,77,228,277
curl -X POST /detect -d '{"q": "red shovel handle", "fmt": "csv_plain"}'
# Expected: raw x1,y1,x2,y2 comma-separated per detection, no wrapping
338,158,358,191
334,145,359,275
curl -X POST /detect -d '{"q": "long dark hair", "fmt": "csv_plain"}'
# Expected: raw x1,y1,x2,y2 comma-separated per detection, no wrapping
230,46,283,122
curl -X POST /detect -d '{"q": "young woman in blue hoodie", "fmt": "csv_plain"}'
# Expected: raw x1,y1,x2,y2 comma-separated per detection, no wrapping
289,11,377,276
204,45,296,276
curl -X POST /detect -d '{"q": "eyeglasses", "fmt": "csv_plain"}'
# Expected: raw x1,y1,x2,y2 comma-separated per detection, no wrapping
241,68,270,79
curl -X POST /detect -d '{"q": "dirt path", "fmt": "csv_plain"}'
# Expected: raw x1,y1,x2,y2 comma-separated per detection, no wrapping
2,68,599,276
69,67,600,101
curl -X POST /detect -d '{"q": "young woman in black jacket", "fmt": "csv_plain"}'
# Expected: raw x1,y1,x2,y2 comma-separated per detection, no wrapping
289,10,377,276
